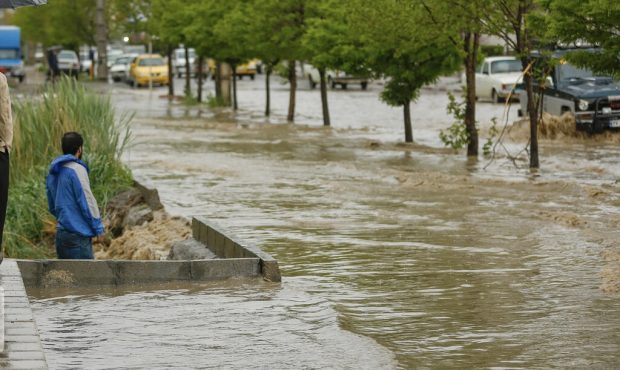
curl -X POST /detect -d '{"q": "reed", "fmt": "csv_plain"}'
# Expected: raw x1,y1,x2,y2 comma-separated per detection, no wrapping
6,77,133,258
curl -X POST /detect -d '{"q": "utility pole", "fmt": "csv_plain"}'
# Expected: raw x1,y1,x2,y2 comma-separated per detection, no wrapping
95,0,108,80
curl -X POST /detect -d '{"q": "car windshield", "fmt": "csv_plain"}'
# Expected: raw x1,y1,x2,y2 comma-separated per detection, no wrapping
58,51,77,61
557,62,595,82
0,50,18,59
491,60,522,74
176,50,196,59
138,58,164,66
114,57,129,65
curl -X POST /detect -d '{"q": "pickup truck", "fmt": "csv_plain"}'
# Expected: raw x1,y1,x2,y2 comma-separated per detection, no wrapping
519,50,620,133
303,64,368,90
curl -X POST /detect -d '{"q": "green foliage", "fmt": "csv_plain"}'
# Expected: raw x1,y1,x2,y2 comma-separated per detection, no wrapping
483,117,499,157
302,0,366,74
7,77,133,258
439,93,470,151
545,0,620,77
350,1,461,107
12,0,96,49
206,94,228,108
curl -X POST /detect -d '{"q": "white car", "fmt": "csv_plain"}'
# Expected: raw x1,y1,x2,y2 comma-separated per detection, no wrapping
302,63,368,90
107,49,124,69
476,56,523,103
173,48,196,77
109,54,137,82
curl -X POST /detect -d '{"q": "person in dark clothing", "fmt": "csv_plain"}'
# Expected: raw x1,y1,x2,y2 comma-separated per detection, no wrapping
46,132,104,259
47,48,59,81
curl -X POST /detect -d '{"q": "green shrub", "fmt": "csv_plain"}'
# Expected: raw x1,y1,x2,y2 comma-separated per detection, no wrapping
6,77,133,258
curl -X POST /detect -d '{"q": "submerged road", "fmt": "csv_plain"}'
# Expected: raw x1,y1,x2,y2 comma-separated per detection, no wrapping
30,74,620,369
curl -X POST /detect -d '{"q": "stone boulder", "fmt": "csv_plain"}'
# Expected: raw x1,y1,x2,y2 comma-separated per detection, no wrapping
123,204,154,228
105,188,144,237
168,239,216,260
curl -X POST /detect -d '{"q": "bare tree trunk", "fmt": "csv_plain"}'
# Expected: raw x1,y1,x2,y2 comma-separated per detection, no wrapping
403,101,413,143
515,0,539,168
95,0,108,81
464,32,480,156
215,61,222,99
319,68,330,126
232,63,238,110
524,68,539,168
265,64,271,116
287,60,296,122
167,45,174,98
197,56,204,102
184,46,191,97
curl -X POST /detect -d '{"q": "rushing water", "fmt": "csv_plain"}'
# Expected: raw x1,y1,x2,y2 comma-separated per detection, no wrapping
30,79,620,369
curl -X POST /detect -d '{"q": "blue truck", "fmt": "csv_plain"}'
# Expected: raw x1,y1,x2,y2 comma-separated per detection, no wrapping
0,26,25,83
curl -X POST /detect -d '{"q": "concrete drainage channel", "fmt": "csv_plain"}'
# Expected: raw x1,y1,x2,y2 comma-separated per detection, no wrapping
0,217,281,369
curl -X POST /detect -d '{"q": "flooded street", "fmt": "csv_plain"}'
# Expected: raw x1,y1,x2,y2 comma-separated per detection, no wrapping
30,76,620,369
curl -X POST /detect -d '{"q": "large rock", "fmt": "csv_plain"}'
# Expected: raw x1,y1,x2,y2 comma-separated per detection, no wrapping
123,204,154,228
105,188,144,237
168,239,216,260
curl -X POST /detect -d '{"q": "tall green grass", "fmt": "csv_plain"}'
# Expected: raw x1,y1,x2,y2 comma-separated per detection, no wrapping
6,77,133,258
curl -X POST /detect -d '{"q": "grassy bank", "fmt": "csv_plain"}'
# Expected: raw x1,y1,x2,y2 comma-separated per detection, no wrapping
6,77,133,258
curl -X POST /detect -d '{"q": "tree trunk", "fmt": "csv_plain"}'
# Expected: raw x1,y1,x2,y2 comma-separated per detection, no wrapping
197,56,204,102
215,61,222,99
184,46,191,97
403,101,413,143
167,46,174,98
524,68,539,168
265,64,271,116
464,32,479,156
319,68,330,126
232,63,238,110
287,60,297,122
95,0,108,80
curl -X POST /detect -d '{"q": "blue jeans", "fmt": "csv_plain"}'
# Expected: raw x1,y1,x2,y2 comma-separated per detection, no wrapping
55,228,94,259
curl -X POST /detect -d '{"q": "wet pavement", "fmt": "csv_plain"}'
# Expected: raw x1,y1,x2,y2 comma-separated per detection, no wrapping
29,75,620,369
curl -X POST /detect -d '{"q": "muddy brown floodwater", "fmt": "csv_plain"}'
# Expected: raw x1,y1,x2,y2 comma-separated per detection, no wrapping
29,78,620,369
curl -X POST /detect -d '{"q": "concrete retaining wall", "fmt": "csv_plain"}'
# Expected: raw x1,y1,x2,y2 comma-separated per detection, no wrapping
17,259,261,288
192,217,281,282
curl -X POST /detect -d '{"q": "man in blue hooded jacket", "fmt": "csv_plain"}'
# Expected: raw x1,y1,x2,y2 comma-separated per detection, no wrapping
46,132,104,259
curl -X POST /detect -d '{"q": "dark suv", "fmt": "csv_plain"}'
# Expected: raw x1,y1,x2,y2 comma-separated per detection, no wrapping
519,50,620,133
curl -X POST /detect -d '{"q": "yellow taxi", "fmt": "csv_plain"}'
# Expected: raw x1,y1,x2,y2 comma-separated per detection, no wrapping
128,54,169,87
236,59,258,80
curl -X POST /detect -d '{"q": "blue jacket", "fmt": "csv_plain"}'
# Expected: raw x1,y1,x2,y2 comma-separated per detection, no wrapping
46,154,104,237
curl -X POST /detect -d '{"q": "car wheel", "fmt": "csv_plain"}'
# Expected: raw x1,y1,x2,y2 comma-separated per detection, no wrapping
491,89,499,104
328,77,335,89
361,82,368,90
250,74,255,80
342,83,348,90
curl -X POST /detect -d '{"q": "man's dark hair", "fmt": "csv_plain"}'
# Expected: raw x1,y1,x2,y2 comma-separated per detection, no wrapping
62,132,83,155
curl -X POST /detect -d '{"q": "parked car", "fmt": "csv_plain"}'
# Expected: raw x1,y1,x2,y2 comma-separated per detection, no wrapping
110,54,136,82
173,48,196,77
304,64,368,90
475,56,523,103
107,49,124,69
128,54,169,87
518,49,620,133
79,48,97,73
236,59,257,79
57,50,80,77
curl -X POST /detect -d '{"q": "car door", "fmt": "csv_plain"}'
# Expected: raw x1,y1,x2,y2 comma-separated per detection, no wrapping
476,62,491,98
